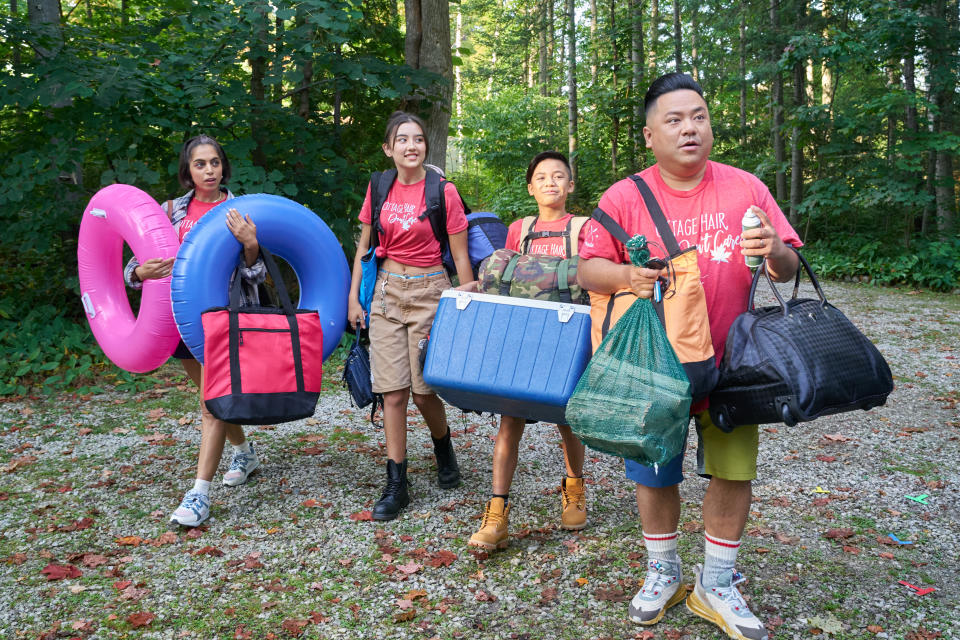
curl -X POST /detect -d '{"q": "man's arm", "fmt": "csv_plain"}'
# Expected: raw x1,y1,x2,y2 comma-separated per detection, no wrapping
578,256,662,299
740,206,799,282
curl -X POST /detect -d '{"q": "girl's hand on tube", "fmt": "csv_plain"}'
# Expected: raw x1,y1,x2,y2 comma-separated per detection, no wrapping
134,257,175,281
226,208,258,249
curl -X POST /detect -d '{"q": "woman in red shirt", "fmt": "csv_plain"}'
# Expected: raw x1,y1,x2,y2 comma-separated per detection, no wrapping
126,135,265,527
348,112,473,521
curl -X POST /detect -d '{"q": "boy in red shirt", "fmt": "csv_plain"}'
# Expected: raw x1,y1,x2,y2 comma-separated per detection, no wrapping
468,151,590,551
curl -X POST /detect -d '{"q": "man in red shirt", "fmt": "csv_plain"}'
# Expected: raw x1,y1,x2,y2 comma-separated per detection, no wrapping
579,73,800,640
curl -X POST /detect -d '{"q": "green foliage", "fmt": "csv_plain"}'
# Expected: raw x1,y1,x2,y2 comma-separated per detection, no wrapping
804,236,960,291
0,302,159,396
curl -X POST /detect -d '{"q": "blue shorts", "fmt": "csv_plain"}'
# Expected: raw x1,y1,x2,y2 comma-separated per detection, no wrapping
624,411,759,487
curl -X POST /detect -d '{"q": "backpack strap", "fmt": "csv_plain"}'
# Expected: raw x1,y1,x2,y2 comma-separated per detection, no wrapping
417,170,449,261
568,216,589,257
163,200,174,221
627,174,683,257
518,216,539,254
369,169,397,252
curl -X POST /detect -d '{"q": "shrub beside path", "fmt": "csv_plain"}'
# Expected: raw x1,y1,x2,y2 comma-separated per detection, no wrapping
0,281,957,639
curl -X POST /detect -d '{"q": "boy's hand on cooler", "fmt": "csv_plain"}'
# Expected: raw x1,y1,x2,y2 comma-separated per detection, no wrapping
455,280,479,293
134,257,175,281
226,208,257,249
628,266,663,299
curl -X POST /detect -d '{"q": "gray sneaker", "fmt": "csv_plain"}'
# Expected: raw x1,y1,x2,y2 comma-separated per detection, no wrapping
629,558,685,625
222,443,260,486
687,564,769,640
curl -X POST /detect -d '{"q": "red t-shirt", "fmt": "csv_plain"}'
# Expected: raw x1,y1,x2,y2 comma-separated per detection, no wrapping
505,214,589,258
581,161,802,363
358,178,469,267
178,195,226,244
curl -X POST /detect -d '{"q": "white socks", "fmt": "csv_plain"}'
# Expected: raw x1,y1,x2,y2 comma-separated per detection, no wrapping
643,530,680,566
192,478,211,495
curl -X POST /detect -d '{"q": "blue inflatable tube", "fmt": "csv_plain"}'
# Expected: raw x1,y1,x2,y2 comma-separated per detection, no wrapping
171,194,349,364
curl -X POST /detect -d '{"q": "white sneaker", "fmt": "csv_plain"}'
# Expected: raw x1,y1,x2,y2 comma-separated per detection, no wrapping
169,489,210,527
687,564,769,640
629,558,685,625
222,443,260,486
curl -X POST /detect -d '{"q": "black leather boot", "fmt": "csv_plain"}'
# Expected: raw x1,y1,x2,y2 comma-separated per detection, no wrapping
432,430,461,489
372,459,409,521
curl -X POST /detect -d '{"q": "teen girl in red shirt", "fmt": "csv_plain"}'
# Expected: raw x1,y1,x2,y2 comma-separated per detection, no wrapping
348,112,473,521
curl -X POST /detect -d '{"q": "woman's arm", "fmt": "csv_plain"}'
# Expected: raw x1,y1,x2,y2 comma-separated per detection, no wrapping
348,223,373,329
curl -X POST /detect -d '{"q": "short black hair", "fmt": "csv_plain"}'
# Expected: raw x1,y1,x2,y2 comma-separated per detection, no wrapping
525,151,572,184
178,135,231,190
644,73,704,116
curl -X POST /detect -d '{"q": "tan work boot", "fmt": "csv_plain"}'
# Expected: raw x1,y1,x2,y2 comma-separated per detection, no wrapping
560,477,587,530
468,497,510,551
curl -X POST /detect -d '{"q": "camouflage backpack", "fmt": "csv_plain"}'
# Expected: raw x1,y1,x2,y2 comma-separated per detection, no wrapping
477,215,590,304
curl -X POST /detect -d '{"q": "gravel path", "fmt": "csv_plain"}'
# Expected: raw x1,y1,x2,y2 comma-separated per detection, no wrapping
0,280,957,639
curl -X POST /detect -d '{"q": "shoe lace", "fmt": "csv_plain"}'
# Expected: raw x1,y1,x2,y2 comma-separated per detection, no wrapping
712,571,752,614
561,483,585,509
642,560,679,595
180,491,208,514
229,452,252,472
480,505,505,529
380,476,403,500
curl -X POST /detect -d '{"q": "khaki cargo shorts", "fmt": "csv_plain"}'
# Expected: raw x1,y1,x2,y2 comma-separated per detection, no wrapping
368,269,450,395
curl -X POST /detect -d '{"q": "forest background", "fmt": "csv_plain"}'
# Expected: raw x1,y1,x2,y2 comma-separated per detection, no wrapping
1,0,958,395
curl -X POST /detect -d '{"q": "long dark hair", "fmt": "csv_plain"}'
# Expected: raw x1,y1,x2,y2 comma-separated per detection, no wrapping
383,111,429,157
178,135,231,190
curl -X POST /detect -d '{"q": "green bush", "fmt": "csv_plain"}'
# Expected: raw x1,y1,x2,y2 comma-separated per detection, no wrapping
0,302,158,396
803,236,960,291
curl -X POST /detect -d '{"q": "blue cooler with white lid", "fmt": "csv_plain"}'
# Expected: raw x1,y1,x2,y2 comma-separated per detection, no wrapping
423,290,592,424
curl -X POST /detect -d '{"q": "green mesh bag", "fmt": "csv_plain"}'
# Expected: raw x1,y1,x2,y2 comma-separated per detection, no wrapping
566,236,692,467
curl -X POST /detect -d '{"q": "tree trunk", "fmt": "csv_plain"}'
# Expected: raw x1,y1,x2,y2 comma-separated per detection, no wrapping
590,0,598,85
27,0,61,59
901,0,919,242
790,50,805,226
631,0,644,163
770,0,787,202
404,0,454,170
567,0,578,181
648,0,658,75
690,3,698,81
673,0,681,72
932,0,957,235
249,3,269,169
539,1,549,96
11,0,21,74
739,4,746,141
454,5,463,168
610,0,618,177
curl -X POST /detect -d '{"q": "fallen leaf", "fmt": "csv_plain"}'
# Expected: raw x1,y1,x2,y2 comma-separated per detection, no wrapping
5,552,26,565
194,546,224,557
823,528,854,539
905,627,942,640
185,528,204,539
595,586,630,602
816,455,837,463
405,589,428,600
539,586,558,604
118,585,151,601
474,589,497,602
397,561,421,575
427,550,457,568
393,609,416,623
867,625,884,634
576,577,589,586
808,614,842,634
823,434,851,442
349,510,373,521
879,552,895,559
280,618,308,636
308,611,329,623
115,536,144,547
41,563,82,580
756,547,771,554
127,611,156,628
301,499,322,508
842,545,860,554
234,626,253,640
113,580,133,590
396,598,414,610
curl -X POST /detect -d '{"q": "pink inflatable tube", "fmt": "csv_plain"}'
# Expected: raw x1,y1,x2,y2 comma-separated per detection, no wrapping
77,184,181,372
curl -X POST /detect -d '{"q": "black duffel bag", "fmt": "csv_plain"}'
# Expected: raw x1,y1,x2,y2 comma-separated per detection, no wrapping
709,249,893,431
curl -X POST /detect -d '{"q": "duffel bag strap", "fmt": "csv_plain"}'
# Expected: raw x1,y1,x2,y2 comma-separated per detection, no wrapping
499,253,522,296
628,175,683,257
557,258,572,303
